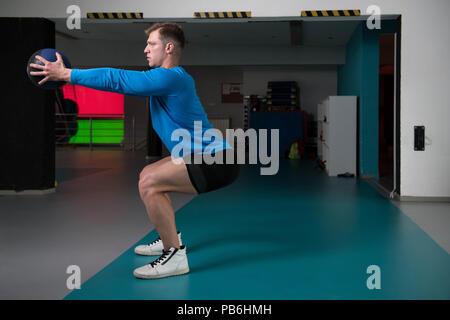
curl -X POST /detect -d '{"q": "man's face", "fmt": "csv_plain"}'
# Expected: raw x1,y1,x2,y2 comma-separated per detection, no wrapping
144,30,166,68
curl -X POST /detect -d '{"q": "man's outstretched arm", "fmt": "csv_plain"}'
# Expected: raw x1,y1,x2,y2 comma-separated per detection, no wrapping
29,52,182,96
70,68,182,96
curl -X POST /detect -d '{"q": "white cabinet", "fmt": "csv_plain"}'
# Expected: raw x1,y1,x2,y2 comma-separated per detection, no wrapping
317,96,357,176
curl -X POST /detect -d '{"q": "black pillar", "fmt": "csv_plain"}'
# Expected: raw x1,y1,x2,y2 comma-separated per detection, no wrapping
0,18,55,192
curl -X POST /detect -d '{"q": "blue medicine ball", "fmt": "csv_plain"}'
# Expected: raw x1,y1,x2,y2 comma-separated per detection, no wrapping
27,48,71,90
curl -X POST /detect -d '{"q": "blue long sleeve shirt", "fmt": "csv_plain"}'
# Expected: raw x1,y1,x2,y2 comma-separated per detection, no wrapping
70,67,231,157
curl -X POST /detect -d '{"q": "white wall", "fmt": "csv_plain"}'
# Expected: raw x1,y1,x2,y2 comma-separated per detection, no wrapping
395,1,450,198
4,0,450,197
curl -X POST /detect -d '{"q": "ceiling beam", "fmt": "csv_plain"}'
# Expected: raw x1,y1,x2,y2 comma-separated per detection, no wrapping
289,21,302,46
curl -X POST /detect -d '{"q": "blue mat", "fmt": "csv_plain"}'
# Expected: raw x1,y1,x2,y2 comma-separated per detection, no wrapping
65,160,450,300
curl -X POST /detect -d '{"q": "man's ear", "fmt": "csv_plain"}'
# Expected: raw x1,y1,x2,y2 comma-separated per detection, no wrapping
166,42,175,54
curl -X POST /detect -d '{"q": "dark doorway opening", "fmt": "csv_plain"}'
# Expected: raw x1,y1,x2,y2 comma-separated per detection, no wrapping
378,34,395,190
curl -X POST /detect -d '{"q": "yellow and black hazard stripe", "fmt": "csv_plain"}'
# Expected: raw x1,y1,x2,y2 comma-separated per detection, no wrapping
267,101,297,105
87,12,143,19
301,10,360,17
267,88,297,93
267,95,297,99
194,11,251,19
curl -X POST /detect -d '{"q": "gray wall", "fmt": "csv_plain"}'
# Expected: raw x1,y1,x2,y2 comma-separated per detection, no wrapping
63,64,337,151
13,0,447,196
183,66,244,129
183,65,338,129
243,65,337,118
55,38,345,67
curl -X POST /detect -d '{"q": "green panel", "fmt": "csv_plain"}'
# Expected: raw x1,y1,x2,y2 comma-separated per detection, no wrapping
69,119,124,144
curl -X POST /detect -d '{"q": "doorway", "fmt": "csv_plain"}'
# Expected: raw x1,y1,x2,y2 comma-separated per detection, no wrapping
378,34,395,190
377,16,401,196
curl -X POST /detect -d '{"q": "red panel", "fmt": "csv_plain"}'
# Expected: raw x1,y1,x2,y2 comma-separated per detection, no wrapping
62,85,124,118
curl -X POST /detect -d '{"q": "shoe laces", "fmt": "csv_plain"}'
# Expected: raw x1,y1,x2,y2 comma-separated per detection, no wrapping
147,232,179,246
149,250,172,268
147,237,161,246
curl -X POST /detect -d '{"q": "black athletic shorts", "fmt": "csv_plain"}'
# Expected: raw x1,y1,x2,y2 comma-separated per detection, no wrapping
184,148,240,194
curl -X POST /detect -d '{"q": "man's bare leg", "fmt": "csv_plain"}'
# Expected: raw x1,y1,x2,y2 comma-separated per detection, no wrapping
141,191,179,250
138,156,197,251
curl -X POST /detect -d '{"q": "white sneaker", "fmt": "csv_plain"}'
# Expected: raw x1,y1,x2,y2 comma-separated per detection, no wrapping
134,231,182,256
133,246,190,279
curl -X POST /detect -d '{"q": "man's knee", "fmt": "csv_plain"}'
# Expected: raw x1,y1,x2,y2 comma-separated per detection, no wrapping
138,170,159,199
139,161,158,180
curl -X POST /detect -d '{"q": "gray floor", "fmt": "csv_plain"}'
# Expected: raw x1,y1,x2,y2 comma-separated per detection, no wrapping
0,148,448,299
0,148,194,300
368,177,450,254
391,201,450,254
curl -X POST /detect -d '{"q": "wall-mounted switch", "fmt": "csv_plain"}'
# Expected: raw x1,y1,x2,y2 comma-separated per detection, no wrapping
414,126,425,151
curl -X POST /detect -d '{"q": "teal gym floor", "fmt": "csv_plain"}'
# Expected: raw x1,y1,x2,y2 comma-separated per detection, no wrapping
62,156,450,300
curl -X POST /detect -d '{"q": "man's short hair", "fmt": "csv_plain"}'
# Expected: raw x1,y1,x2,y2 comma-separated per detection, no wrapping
145,22,185,50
